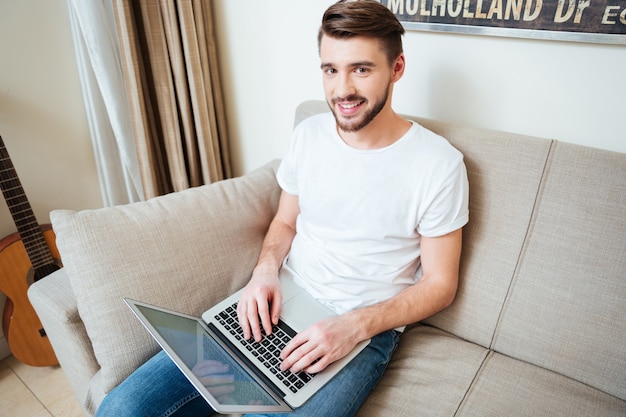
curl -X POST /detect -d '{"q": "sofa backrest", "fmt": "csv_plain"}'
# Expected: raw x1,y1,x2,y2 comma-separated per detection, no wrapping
491,142,626,400
414,118,552,348
295,100,626,401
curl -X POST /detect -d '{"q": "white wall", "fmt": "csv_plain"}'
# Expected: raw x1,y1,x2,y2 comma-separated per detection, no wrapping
0,0,101,359
213,0,626,176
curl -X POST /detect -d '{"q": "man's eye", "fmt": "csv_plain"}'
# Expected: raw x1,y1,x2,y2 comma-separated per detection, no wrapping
355,67,369,74
324,68,336,75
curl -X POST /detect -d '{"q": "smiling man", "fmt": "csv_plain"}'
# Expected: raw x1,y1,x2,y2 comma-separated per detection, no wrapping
95,1,469,417
237,0,469,415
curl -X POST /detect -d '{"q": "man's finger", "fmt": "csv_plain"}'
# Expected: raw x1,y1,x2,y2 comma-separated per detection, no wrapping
271,293,282,326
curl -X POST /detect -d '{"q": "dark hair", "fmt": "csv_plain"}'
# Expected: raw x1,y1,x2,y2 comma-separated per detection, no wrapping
318,0,405,65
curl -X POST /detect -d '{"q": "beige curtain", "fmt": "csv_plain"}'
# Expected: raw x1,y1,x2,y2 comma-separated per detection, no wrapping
112,0,231,198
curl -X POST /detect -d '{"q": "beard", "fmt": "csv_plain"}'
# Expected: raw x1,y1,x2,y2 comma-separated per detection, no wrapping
329,88,389,133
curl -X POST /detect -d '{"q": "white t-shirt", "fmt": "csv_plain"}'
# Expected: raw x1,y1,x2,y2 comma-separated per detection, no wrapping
277,112,469,314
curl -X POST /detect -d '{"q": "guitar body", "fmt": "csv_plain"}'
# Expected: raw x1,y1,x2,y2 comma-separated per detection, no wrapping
0,225,60,366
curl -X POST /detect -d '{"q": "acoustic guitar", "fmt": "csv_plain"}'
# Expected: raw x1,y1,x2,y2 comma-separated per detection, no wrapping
0,135,60,366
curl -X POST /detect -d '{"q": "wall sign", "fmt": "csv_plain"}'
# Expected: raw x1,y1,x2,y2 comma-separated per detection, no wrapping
379,0,626,45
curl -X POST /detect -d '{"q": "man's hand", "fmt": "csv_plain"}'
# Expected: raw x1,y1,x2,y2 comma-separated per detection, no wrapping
279,315,361,374
236,269,282,342
237,191,299,342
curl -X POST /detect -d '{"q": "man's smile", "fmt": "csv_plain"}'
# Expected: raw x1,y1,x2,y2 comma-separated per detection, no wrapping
335,99,366,115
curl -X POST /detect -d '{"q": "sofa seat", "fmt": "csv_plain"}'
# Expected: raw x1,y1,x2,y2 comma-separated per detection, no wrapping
362,324,625,416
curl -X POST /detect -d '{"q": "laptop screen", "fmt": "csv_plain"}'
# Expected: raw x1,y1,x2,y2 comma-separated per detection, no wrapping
133,303,282,409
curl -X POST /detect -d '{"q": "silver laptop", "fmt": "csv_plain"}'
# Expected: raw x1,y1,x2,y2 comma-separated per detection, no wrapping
125,268,370,414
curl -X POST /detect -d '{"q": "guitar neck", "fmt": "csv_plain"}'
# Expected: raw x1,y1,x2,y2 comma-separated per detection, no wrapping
0,136,56,271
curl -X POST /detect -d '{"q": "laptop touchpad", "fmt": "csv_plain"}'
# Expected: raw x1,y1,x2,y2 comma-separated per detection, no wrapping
281,293,335,332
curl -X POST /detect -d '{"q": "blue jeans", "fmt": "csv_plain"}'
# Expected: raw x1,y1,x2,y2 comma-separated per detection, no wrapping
95,329,400,417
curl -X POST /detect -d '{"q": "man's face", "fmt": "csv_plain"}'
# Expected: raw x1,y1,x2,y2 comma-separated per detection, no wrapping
319,35,398,133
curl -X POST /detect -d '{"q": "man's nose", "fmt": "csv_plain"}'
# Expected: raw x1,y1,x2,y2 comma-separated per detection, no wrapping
336,73,356,98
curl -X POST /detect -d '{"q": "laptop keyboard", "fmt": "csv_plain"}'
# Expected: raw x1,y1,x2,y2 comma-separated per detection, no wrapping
214,302,316,394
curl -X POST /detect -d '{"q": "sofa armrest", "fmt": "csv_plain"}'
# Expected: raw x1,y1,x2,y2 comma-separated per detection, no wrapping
28,268,99,413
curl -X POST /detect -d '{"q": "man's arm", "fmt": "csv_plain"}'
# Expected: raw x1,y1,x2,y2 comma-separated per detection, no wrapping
280,228,463,374
237,191,300,342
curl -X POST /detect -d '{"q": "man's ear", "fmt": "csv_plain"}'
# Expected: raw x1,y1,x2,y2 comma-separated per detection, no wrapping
392,54,406,81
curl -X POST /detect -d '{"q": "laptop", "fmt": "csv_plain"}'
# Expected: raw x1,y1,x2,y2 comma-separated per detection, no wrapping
125,267,370,414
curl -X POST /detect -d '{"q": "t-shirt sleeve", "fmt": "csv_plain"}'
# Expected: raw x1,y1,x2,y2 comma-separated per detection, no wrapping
276,127,301,196
417,156,469,238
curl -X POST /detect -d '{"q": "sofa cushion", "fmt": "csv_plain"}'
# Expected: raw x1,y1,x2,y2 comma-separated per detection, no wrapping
357,325,489,416
50,161,281,394
492,143,626,400
359,325,626,417
414,119,553,348
457,352,626,416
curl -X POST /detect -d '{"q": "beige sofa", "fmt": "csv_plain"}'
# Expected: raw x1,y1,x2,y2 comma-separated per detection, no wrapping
29,100,626,416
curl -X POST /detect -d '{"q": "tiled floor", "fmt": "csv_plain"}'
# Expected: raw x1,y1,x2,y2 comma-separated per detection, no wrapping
0,355,84,417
